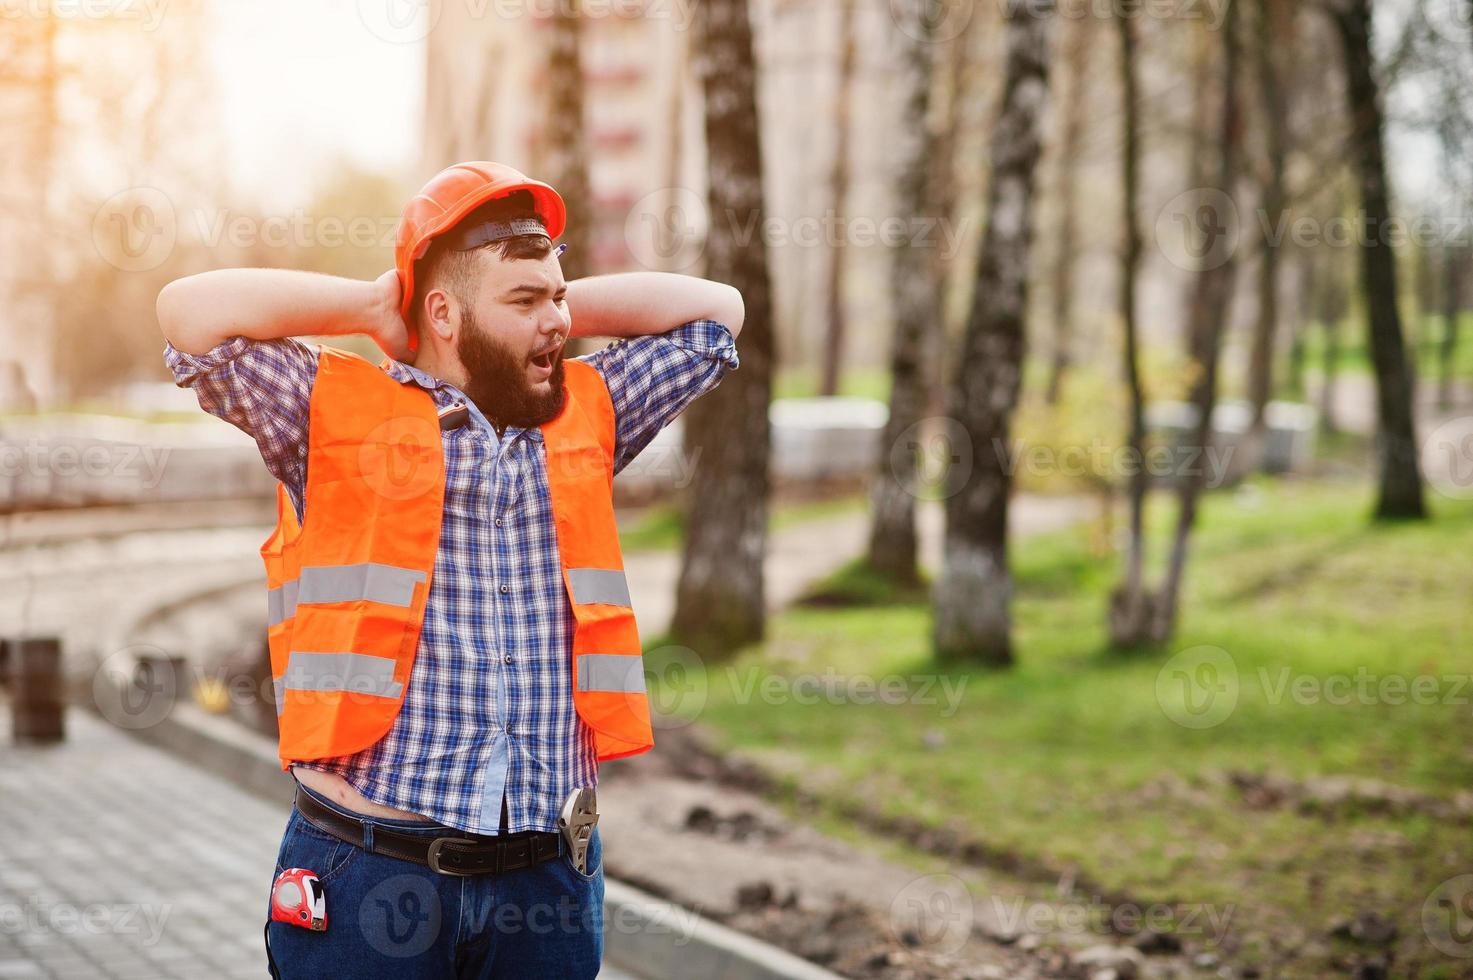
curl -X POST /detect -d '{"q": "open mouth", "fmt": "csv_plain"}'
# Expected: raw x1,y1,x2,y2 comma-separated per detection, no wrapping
530,348,555,370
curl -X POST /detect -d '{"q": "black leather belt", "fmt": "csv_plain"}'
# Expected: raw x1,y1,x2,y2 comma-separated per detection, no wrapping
293,785,562,876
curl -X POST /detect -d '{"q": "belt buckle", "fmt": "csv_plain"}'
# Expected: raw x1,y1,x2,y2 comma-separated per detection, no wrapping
425,836,485,876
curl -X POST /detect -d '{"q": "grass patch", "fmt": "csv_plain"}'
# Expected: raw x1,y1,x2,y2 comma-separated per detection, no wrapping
796,556,933,607
663,478,1473,976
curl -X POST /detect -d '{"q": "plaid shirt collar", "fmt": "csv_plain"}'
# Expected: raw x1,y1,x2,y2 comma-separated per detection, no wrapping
377,356,545,444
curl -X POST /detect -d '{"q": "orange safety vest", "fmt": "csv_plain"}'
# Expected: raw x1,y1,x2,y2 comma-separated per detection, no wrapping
259,346,653,770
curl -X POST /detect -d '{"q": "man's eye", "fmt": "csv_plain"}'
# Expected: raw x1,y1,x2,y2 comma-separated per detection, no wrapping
516,298,536,307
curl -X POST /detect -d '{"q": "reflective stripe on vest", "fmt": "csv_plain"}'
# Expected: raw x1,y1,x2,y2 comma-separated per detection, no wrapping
268,563,427,626
566,567,632,607
575,653,647,693
260,348,653,768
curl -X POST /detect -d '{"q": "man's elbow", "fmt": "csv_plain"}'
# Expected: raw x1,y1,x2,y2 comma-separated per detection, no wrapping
156,276,211,355
156,278,189,341
712,283,744,340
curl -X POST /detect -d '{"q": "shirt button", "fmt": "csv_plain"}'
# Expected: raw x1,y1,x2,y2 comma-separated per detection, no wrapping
503,655,513,665
499,584,509,594
494,518,503,527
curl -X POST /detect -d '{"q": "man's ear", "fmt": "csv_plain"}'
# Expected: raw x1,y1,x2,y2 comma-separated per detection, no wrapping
422,288,457,344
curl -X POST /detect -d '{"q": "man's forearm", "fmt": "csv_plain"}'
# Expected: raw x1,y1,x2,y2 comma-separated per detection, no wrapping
565,272,744,340
157,269,400,357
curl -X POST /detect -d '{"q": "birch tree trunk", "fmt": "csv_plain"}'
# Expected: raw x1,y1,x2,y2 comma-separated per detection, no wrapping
672,0,777,659
932,0,1054,666
867,0,940,585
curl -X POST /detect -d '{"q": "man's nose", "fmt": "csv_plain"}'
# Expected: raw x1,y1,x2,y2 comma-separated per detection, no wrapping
541,300,571,337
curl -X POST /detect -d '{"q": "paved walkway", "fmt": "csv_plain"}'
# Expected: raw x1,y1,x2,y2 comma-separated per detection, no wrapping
0,706,281,979
0,707,640,980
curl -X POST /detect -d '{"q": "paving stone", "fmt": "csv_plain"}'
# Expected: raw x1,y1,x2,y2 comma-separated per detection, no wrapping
0,709,281,980
1,704,658,980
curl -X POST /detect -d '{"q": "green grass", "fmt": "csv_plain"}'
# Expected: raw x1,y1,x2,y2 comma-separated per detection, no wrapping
666,478,1473,976
1298,311,1473,383
796,555,933,607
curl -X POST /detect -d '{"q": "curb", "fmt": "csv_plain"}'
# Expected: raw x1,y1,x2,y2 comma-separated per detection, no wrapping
603,879,842,980
109,699,843,980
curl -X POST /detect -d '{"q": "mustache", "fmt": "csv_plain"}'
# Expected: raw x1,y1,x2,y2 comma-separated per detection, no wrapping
530,335,566,360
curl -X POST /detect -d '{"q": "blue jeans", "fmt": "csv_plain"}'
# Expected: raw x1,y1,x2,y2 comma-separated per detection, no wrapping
264,785,603,979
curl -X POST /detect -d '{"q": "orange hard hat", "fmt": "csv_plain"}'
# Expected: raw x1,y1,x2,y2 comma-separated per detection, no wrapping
394,161,566,342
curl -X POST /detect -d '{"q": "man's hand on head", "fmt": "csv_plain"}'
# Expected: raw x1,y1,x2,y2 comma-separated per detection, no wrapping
372,269,414,362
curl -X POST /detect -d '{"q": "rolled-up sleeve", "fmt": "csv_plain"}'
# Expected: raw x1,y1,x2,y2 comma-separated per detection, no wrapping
164,336,319,507
576,319,740,475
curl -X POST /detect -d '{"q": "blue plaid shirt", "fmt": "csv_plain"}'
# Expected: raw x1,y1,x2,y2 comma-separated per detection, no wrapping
165,320,738,834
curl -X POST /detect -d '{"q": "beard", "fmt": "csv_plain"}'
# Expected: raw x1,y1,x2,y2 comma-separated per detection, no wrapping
456,307,567,431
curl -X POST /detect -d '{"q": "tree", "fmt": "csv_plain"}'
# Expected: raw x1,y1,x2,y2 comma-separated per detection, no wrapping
1107,8,1149,648
867,0,942,584
1111,0,1244,648
819,0,858,397
1044,14,1092,405
932,0,1054,666
544,1,592,283
671,0,777,659
1154,0,1245,644
1315,215,1353,435
1441,243,1465,410
1243,0,1292,460
1327,0,1426,519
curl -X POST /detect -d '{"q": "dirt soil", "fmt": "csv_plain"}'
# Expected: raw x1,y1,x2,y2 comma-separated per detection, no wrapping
598,728,1215,980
